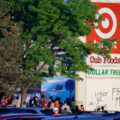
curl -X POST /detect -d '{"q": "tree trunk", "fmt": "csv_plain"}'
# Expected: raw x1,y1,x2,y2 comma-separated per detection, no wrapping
20,87,28,107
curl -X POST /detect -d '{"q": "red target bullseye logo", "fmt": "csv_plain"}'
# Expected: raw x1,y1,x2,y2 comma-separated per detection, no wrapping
94,8,117,39
87,3,120,54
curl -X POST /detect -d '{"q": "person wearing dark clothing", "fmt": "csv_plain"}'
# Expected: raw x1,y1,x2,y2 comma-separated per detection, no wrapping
29,96,39,107
29,98,34,107
72,105,79,114
47,96,53,108
33,96,39,107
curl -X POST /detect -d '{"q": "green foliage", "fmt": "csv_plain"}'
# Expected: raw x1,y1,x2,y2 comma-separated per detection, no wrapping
0,0,117,95
0,0,23,96
5,0,116,80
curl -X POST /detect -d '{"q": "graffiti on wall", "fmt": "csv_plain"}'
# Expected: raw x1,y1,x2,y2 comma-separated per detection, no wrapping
88,88,120,110
88,91,108,109
112,88,120,107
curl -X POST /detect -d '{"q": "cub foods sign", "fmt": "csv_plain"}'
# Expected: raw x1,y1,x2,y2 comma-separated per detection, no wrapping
87,3,120,54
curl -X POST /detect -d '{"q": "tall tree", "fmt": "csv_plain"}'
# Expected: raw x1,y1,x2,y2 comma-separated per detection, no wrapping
5,0,116,105
0,0,23,97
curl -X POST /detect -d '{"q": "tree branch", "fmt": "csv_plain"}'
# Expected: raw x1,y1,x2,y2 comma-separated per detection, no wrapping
37,62,46,72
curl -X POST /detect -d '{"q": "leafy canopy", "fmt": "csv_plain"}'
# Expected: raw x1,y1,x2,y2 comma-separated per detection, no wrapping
4,0,117,83
0,0,23,96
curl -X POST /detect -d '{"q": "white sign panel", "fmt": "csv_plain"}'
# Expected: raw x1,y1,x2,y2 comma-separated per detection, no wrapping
86,78,120,111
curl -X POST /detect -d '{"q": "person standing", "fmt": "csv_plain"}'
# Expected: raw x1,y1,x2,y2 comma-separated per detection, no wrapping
61,101,72,114
41,96,47,108
54,99,60,108
29,96,34,107
16,96,20,107
1,96,7,106
47,96,54,108
33,96,39,107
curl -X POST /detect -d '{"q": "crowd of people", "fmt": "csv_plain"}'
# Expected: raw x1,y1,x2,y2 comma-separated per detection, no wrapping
0,95,105,115
27,95,86,115
28,95,82,115
0,95,86,115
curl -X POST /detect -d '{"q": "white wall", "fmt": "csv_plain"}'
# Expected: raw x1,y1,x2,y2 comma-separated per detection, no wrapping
75,72,86,107
85,54,120,111
76,54,120,111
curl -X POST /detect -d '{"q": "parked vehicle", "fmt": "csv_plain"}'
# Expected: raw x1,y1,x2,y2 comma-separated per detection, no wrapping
20,107,54,115
43,112,120,120
1,107,120,120
0,107,43,115
0,113,40,120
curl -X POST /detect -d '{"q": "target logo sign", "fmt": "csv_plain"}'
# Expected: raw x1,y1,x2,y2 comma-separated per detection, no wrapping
86,3,120,54
94,8,117,39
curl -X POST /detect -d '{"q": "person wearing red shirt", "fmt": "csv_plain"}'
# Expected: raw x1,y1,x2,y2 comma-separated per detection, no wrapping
1,96,7,106
41,96,47,108
54,99,60,108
